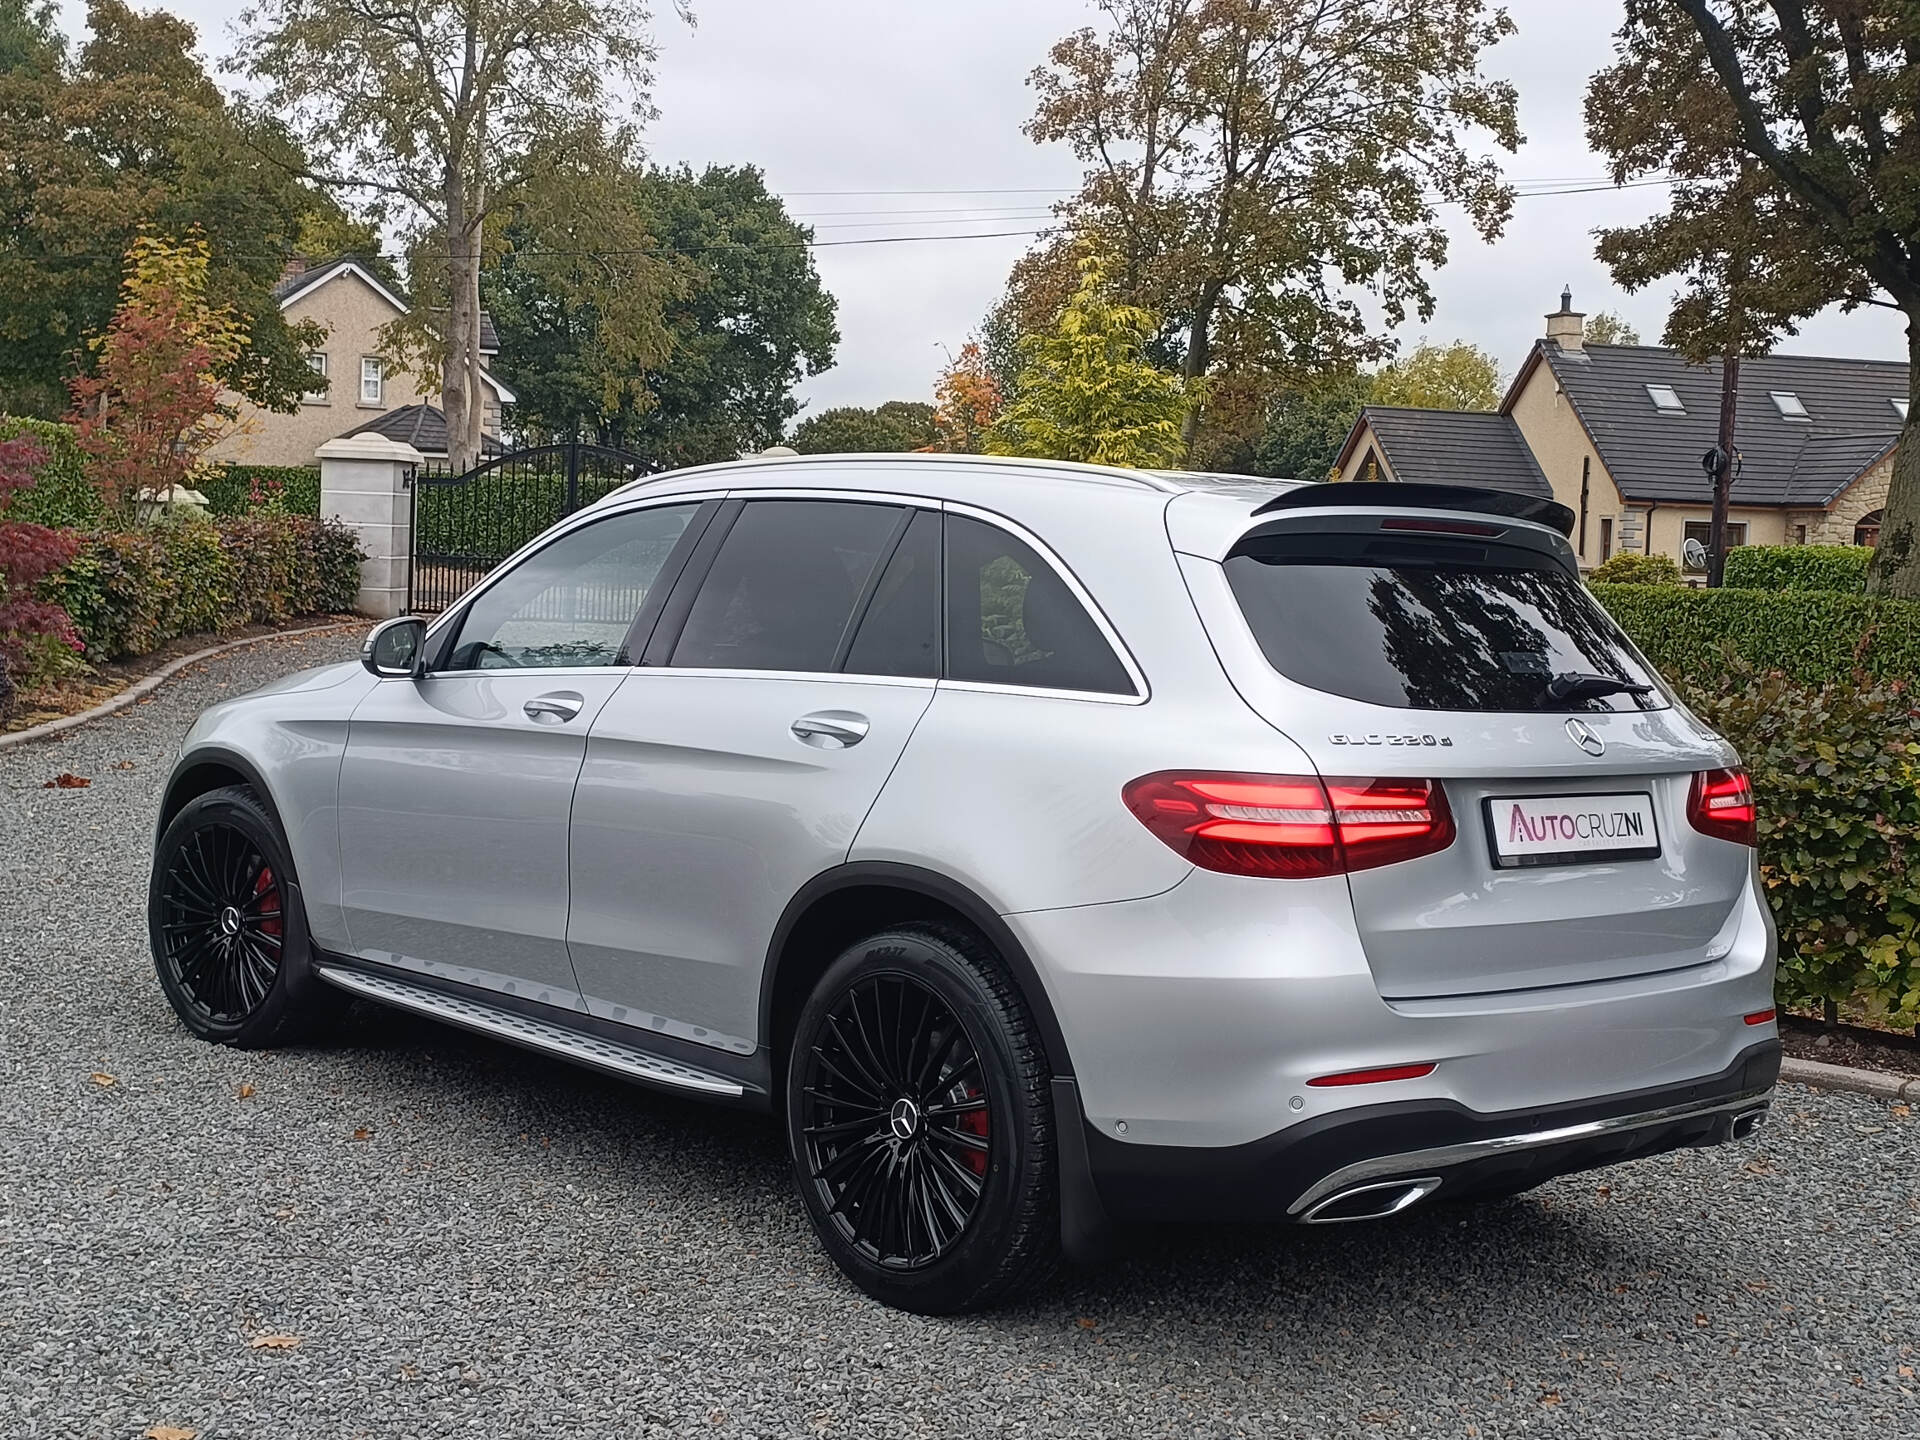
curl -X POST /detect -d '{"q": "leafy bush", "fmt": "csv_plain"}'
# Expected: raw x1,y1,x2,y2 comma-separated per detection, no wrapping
1593,583,1920,686
1723,544,1872,593
1679,664,1920,1026
45,512,362,660
0,417,100,529
415,469,629,558
1590,551,1682,585
198,464,323,517
1,435,84,710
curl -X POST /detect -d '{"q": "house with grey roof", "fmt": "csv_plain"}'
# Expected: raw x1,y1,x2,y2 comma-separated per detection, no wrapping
1335,292,1897,571
204,256,516,468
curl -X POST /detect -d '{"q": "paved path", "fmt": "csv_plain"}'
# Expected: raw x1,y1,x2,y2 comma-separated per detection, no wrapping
1,632,1913,1438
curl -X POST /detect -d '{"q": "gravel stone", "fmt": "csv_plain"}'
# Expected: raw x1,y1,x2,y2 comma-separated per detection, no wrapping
1,631,1914,1437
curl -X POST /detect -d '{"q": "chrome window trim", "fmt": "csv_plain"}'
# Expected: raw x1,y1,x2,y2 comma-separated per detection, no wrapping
625,667,937,690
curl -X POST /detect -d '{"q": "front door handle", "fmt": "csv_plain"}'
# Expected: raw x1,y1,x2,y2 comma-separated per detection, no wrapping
524,692,585,723
791,710,871,749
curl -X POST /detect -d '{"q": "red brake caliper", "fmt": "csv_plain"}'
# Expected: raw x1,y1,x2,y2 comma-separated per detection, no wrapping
253,866,282,939
958,1083,989,1177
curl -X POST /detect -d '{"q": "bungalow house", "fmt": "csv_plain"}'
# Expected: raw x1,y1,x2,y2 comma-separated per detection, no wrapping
204,256,516,468
1334,291,1898,571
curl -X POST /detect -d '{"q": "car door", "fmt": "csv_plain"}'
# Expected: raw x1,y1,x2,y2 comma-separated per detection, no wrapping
567,497,941,1054
336,499,713,1005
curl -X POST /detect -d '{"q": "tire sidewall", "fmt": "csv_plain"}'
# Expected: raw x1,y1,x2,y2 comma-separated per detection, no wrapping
784,928,1050,1313
148,786,317,1047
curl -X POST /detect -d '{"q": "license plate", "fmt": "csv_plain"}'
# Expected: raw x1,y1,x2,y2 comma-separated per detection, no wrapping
1484,792,1661,868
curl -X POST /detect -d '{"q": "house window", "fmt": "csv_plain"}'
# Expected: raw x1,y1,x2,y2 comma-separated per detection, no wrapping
1892,399,1909,420
1793,524,1808,545
302,352,329,404
1855,509,1883,548
360,357,384,406
1770,391,1810,420
1682,519,1749,570
1645,384,1685,414
1599,517,1613,563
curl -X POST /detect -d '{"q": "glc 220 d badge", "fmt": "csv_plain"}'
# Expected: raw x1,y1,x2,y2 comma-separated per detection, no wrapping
1329,733,1455,747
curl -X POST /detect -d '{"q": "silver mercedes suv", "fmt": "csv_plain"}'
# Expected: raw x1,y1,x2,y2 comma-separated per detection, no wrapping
147,454,1779,1312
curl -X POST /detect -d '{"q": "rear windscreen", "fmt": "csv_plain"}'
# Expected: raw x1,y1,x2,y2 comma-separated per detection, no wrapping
1223,536,1666,713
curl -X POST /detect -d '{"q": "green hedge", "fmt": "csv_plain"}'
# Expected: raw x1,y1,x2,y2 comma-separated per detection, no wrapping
1593,583,1920,686
1723,544,1872,593
1590,551,1681,585
198,464,323,517
0,417,101,529
415,470,629,558
45,513,362,660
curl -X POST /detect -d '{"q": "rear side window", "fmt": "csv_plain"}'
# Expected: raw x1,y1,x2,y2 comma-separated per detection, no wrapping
944,514,1133,696
672,500,901,672
1224,535,1665,713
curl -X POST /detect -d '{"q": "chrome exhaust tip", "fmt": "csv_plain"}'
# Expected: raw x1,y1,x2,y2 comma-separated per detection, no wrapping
1301,1176,1442,1224
1729,1107,1768,1141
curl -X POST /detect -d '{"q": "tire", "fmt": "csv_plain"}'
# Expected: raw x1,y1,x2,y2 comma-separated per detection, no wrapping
148,784,340,1048
784,922,1059,1313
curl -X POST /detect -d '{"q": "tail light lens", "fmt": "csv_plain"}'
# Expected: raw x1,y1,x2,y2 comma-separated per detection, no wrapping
1123,772,1455,879
1687,767,1756,846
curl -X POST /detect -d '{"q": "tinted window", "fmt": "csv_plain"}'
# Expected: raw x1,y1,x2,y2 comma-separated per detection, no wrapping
844,508,940,678
1224,536,1666,713
671,500,901,672
446,504,697,670
944,514,1133,695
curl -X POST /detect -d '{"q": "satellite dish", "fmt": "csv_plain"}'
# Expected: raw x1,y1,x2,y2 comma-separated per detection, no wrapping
1682,536,1708,571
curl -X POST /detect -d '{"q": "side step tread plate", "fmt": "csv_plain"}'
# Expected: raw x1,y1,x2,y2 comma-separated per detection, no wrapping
315,964,746,1098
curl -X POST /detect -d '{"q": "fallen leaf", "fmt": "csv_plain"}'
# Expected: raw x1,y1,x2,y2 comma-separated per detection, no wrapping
1075,1316,1098,1329
235,1083,256,1100
1695,1314,1711,1327
351,1126,371,1140
89,1072,116,1088
1893,1104,1911,1119
1540,1391,1562,1406
1743,1158,1774,1175
1900,1364,1914,1379
43,772,90,789
113,760,136,770
145,1427,197,1440
273,1207,294,1220
248,1334,301,1350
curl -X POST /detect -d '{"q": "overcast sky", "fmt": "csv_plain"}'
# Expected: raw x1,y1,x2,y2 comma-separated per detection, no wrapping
56,0,1910,418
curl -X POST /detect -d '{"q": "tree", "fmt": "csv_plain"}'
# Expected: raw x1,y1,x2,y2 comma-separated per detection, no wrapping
1584,311,1642,346
1241,369,1373,480
986,250,1201,469
790,403,936,455
1369,341,1503,412
69,234,247,521
1596,1,1920,597
1025,0,1520,457
0,434,81,717
239,0,689,470
0,0,329,419
929,343,1004,455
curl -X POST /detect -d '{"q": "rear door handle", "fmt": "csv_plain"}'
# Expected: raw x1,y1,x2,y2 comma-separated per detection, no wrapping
791,711,870,748
524,692,585,722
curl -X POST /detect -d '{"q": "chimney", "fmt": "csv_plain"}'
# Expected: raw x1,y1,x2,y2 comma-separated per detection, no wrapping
280,255,309,285
1545,285,1585,351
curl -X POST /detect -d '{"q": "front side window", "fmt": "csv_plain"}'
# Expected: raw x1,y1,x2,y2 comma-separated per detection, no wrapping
670,500,903,672
1224,533,1665,713
360,357,384,405
445,503,698,670
944,514,1133,695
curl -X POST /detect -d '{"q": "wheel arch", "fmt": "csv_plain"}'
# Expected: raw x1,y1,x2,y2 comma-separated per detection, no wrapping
760,862,1076,1082
156,746,286,841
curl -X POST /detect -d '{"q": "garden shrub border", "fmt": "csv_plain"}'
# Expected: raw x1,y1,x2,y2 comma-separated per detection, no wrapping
1723,543,1873,594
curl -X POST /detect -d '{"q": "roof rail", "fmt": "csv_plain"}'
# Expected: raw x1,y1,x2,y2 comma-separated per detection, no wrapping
1249,482,1575,537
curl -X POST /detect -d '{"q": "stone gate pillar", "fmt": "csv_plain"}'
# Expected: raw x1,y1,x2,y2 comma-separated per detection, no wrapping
316,434,423,620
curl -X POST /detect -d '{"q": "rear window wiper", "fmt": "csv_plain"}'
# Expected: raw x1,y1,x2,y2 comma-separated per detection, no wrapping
1545,671,1655,703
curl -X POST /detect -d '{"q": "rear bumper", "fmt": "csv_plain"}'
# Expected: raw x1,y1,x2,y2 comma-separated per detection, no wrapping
1074,1039,1780,1224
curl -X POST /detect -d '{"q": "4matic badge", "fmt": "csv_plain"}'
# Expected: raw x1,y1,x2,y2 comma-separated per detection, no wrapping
1329,732,1453,747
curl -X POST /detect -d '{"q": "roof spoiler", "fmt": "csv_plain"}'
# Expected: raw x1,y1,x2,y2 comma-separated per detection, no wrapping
1249,482,1575,538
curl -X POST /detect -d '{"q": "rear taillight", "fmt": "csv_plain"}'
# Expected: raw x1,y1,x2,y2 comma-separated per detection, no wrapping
1123,772,1455,879
1687,767,1756,846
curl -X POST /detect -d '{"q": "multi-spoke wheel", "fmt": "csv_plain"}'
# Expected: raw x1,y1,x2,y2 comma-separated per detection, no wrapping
149,784,336,1048
785,923,1059,1313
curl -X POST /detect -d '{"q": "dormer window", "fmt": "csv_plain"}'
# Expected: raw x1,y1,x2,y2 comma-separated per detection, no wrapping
1771,391,1809,420
1893,398,1909,420
1645,384,1685,414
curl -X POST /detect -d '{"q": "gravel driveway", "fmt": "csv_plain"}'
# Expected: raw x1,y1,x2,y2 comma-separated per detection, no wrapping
1,630,1914,1439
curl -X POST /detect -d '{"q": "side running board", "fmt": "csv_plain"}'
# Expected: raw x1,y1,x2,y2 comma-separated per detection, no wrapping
314,964,747,1099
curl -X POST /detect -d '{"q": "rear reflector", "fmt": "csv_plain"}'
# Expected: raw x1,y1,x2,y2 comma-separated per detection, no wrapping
1123,772,1455,878
1307,1062,1437,1088
1744,1008,1776,1027
1687,767,1757,846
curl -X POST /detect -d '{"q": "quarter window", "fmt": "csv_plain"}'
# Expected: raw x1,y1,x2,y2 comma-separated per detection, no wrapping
444,504,699,670
944,514,1133,695
671,500,902,672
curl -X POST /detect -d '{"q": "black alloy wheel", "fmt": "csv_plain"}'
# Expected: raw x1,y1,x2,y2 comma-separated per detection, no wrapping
785,923,1059,1313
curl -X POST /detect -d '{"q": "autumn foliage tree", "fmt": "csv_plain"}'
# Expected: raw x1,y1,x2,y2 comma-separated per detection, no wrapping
0,435,81,716
928,342,1003,455
986,250,1201,469
68,233,247,522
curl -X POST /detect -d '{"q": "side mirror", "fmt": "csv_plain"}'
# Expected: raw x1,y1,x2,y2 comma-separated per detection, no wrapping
361,615,428,679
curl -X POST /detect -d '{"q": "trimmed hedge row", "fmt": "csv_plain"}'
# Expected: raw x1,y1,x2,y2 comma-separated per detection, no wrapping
198,464,323,517
1593,583,1920,686
46,514,362,661
1723,544,1872,593
0,416,100,529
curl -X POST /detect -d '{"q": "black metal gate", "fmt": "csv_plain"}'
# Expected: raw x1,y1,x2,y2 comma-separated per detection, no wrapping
409,441,653,613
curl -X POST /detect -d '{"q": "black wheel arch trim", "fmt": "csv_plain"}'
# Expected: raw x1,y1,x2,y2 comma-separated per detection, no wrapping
156,745,286,846
760,861,1078,1081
